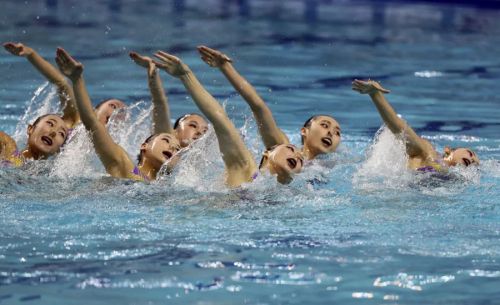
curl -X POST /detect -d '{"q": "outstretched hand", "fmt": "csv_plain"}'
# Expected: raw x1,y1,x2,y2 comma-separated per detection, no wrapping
352,79,390,95
153,51,190,78
129,51,156,78
55,48,83,81
197,45,232,68
3,42,33,57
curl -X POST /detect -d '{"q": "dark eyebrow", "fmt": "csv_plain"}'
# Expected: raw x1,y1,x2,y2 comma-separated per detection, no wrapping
286,145,295,153
467,150,474,157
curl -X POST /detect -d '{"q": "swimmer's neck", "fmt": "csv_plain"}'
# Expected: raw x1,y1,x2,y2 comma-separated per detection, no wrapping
21,148,45,160
301,145,321,160
137,160,159,180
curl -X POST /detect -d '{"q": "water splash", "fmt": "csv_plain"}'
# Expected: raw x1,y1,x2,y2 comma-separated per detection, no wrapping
13,83,59,145
353,126,411,191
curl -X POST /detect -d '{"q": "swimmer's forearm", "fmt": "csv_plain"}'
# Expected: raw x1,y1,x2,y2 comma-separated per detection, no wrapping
220,63,268,112
72,77,100,130
369,91,427,156
148,69,173,134
369,91,408,134
26,50,79,125
180,70,229,126
219,63,288,148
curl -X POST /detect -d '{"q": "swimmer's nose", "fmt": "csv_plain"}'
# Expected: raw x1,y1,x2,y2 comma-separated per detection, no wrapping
49,130,57,138
327,130,333,137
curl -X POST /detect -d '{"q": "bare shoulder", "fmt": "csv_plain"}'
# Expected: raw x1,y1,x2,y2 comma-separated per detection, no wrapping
0,131,18,158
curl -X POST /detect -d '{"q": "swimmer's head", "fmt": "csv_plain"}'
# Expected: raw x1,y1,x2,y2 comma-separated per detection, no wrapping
301,115,341,158
27,114,68,159
174,113,208,148
138,133,181,171
443,147,480,167
95,99,127,125
259,144,304,184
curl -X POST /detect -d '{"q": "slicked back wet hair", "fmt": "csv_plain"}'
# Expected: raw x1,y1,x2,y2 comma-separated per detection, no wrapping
173,113,201,130
31,114,54,128
95,98,118,110
137,134,159,164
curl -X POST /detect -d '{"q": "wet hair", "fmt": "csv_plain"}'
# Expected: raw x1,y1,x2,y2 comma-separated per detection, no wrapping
137,134,159,164
31,114,56,128
301,114,335,144
173,113,203,129
95,98,123,110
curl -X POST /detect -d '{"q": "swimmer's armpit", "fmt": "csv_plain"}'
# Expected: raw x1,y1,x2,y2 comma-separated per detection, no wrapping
4,42,79,127
197,45,289,149
130,52,173,134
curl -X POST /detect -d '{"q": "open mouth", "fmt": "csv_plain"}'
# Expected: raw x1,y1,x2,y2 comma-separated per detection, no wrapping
162,151,173,159
41,136,53,146
287,158,297,169
321,137,332,147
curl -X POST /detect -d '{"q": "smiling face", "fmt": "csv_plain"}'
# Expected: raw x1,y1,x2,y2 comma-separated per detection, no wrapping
27,114,68,159
443,148,480,167
95,99,126,125
301,115,341,158
174,114,208,148
260,144,304,184
140,133,181,170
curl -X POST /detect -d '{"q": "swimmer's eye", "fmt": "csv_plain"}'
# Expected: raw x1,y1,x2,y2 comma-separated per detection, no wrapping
321,123,328,128
110,104,117,110
47,121,54,127
59,132,66,138
189,123,198,128
336,131,341,137
462,158,471,166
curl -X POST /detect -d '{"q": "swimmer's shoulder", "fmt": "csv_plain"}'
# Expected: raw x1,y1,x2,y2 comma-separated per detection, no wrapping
0,131,19,161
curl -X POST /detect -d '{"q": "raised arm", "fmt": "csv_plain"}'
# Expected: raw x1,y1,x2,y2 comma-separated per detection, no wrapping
197,46,289,149
4,42,79,127
352,79,434,158
130,52,173,134
55,48,134,177
154,51,256,185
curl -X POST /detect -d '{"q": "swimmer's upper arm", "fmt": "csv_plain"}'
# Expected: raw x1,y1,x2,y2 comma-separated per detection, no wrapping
219,63,289,149
0,131,17,159
148,68,174,134
180,70,257,173
72,77,134,177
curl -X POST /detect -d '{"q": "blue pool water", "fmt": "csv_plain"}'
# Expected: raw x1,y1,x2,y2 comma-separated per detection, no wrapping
1,0,500,304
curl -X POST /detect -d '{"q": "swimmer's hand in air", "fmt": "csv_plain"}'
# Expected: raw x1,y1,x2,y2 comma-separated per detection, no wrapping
3,42,33,57
197,45,232,68
129,52,156,78
55,48,83,81
352,79,390,95
153,51,191,78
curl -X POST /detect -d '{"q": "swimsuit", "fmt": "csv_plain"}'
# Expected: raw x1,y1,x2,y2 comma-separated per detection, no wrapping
417,160,446,173
127,166,149,182
1,151,24,168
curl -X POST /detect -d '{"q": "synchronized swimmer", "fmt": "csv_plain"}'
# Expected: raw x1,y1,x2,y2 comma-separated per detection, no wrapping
0,42,479,187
